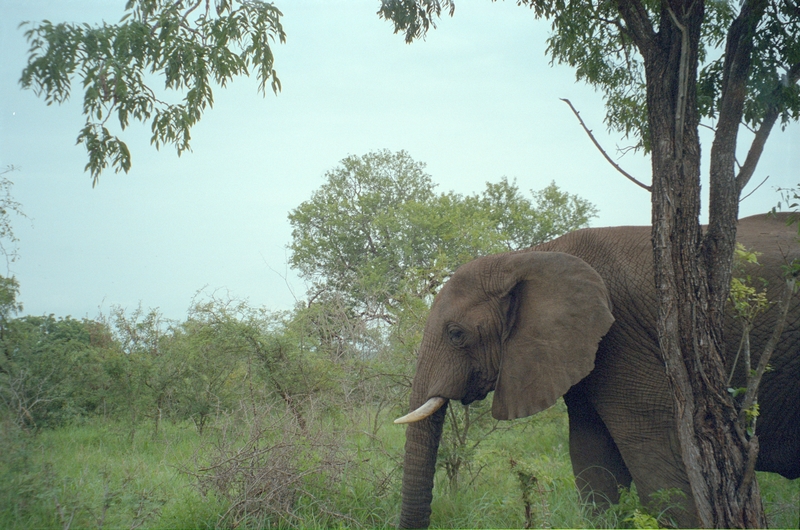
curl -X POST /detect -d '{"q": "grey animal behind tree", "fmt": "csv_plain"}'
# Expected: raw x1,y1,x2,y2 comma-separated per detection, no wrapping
395,213,799,528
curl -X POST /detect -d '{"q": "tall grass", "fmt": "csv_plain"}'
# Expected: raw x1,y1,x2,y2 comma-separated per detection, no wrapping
0,419,215,529
1,401,797,529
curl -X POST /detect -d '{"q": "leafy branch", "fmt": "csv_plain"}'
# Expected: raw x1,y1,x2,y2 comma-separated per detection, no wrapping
19,0,286,185
727,241,798,498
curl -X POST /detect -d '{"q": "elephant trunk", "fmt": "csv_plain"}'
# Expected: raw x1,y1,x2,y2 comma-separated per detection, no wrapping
399,396,448,528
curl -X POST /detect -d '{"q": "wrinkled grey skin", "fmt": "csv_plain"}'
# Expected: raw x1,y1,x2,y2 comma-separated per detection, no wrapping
398,213,799,528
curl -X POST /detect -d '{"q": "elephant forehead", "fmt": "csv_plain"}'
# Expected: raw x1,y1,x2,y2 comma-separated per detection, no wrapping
435,267,494,309
447,254,514,294
429,292,501,331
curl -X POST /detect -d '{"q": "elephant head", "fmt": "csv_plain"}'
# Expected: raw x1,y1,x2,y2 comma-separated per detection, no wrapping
396,250,615,528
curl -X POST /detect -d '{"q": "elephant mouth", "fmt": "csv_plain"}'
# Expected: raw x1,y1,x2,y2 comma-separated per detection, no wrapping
394,370,495,424
460,372,494,405
461,389,489,405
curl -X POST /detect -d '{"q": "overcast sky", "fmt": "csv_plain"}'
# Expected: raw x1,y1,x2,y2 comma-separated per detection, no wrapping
1,1,797,321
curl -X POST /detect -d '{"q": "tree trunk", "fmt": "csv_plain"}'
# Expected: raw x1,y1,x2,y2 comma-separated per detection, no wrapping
641,1,766,526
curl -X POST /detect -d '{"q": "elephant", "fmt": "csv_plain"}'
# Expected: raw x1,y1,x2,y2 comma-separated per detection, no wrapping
395,212,800,528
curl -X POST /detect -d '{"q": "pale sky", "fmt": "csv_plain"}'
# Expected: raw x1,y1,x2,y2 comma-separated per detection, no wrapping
1,1,797,320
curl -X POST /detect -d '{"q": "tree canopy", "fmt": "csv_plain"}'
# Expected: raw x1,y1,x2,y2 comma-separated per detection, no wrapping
381,1,799,163
288,149,597,323
19,0,285,185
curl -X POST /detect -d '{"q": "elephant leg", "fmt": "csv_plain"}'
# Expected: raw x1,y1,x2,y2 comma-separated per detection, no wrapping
564,386,632,508
607,418,699,527
584,367,700,527
578,332,700,527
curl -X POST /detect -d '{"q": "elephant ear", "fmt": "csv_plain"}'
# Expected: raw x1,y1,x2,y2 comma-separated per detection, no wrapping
492,251,614,420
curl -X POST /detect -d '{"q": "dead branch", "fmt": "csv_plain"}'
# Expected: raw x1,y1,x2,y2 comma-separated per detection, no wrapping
739,175,769,203
560,98,652,192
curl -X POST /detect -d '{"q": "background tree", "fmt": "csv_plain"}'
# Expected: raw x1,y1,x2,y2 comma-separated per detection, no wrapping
289,149,597,325
0,168,26,268
19,0,285,185
104,306,186,435
169,296,256,434
479,178,600,250
0,311,111,431
379,1,800,526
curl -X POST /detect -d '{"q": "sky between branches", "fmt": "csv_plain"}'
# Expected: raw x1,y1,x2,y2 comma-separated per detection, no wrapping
1,0,797,320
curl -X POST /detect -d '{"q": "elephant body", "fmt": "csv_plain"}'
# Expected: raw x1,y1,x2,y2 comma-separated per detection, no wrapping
398,213,799,528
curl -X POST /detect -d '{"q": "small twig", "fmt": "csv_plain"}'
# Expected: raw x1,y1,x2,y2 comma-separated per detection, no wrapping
560,99,651,192
699,122,717,133
726,331,747,387
179,0,204,32
54,495,75,530
739,175,769,203
739,276,796,419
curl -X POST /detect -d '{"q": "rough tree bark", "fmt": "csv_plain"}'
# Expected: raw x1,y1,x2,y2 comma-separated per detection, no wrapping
618,0,768,526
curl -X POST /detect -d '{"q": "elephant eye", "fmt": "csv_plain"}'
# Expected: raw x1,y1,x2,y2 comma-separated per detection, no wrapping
446,324,468,347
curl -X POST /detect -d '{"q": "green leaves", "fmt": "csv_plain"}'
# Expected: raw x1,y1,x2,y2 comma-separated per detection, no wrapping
288,150,597,323
378,0,456,43
743,2,800,127
20,0,286,185
697,2,800,129
729,243,769,323
541,2,650,151
531,0,800,151
0,311,113,430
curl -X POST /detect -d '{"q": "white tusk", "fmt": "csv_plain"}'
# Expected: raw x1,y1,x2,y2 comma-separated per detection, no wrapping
394,396,447,424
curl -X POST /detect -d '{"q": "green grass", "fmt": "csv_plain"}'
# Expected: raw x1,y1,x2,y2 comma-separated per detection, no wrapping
0,420,218,529
759,471,800,529
1,404,797,529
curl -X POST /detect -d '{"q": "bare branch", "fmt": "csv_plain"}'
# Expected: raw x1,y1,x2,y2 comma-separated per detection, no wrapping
560,98,651,192
739,175,769,203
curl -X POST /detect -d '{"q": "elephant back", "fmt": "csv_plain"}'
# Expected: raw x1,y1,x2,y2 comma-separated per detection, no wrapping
531,223,656,327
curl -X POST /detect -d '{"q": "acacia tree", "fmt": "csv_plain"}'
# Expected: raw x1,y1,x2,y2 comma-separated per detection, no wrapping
379,1,800,526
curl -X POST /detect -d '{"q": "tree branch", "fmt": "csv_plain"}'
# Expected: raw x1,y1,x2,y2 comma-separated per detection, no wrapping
735,109,776,193
615,0,657,53
560,98,651,192
739,276,796,420
736,61,800,193
667,6,691,157
739,175,769,203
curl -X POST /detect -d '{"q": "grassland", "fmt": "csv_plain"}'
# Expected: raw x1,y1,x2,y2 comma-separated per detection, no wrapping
2,400,797,529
